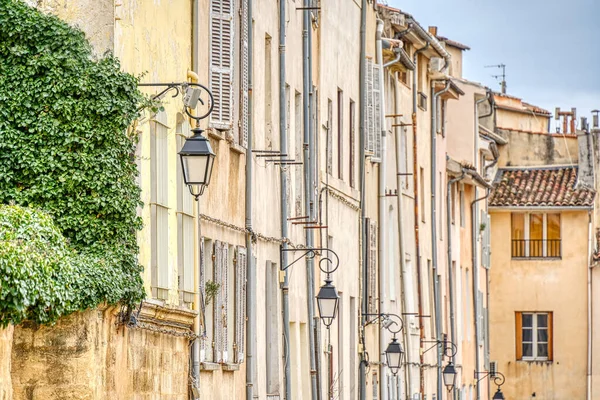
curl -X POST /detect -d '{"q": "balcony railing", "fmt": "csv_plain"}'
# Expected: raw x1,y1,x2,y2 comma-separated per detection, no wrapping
512,239,561,258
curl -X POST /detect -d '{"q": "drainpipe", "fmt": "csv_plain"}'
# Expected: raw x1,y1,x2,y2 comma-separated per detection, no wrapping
473,94,489,400
447,168,466,400
587,210,593,400
393,73,413,399
190,1,201,394
245,0,255,398
431,80,451,400
412,41,429,399
302,3,318,399
359,0,368,398
279,0,292,398
376,19,388,400
471,190,489,400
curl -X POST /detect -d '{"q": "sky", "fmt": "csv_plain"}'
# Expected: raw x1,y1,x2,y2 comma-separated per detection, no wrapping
387,0,600,131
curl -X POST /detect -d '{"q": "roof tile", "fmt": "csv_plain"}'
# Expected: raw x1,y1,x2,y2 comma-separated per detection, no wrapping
489,167,595,208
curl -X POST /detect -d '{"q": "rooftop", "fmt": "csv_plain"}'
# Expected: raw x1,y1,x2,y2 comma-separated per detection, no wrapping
489,166,595,208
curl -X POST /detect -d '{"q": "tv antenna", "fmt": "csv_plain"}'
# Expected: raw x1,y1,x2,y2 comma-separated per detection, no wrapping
485,63,506,94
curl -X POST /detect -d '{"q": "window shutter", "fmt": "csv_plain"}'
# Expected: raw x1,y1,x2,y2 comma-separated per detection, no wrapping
200,237,212,362
547,312,553,360
372,63,382,162
366,58,374,155
477,291,483,344
214,241,224,362
366,218,378,314
239,0,249,147
515,312,523,360
481,211,491,269
235,246,247,363
222,245,229,362
210,0,235,129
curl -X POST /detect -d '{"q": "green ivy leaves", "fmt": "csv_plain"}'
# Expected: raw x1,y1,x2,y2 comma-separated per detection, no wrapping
0,0,146,325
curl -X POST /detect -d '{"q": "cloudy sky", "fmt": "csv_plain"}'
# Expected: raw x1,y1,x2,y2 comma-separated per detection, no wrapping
387,0,600,131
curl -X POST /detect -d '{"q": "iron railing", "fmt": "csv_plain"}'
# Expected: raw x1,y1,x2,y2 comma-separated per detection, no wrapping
511,239,561,258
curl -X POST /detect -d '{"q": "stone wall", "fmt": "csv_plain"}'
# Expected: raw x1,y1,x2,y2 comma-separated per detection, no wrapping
0,326,13,400
7,302,195,400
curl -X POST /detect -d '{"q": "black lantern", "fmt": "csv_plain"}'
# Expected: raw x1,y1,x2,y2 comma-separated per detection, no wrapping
178,126,215,198
492,388,505,400
385,337,404,375
442,362,457,391
316,279,339,327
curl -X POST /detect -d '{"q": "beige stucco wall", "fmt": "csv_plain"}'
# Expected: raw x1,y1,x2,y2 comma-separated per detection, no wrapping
9,304,194,400
497,130,579,168
494,95,550,133
489,210,588,400
0,327,13,400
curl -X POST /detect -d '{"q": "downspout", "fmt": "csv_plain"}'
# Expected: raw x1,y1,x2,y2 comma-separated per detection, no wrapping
302,3,318,400
191,1,201,393
393,73,413,399
358,0,368,398
412,41,429,399
587,210,593,400
447,168,466,400
279,0,292,398
376,19,388,400
431,80,451,400
471,190,489,400
245,0,255,398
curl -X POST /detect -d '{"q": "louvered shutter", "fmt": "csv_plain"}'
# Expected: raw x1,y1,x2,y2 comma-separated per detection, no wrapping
210,0,235,129
199,237,212,362
366,218,378,313
372,63,382,162
239,0,249,147
214,241,224,362
222,245,229,362
366,58,374,155
235,247,247,363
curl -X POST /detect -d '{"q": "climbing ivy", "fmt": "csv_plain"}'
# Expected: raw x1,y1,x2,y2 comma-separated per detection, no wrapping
0,0,148,325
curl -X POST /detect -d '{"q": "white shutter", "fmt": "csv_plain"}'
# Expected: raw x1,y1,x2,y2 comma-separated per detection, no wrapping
214,241,224,362
239,0,249,146
210,0,235,129
366,58,374,155
235,247,247,363
366,218,378,314
200,238,213,363
372,63,382,162
222,244,229,362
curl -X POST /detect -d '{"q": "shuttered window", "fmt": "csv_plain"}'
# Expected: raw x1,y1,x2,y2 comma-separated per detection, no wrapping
150,111,170,301
200,238,214,362
213,241,229,362
365,58,382,161
177,122,196,306
235,247,247,363
365,218,378,314
239,0,249,146
210,0,235,129
327,98,333,175
516,312,553,361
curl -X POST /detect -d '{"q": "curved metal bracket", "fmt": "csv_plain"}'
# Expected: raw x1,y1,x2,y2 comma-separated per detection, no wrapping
363,313,405,336
138,82,214,124
475,370,505,388
422,339,458,359
280,247,339,276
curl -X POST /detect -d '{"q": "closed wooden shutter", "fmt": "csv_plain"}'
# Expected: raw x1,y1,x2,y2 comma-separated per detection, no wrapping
366,58,374,155
235,246,247,363
515,312,523,360
210,0,235,129
214,241,224,362
547,312,553,361
372,63,382,162
239,0,249,146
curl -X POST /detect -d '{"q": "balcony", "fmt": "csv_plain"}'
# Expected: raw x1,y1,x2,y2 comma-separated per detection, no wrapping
511,239,561,259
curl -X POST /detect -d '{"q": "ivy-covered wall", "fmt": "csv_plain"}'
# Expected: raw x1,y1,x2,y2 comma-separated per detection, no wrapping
0,0,146,325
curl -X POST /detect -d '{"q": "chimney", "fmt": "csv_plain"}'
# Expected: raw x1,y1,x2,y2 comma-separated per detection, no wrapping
592,110,599,129
428,26,438,37
555,107,577,134
577,128,595,189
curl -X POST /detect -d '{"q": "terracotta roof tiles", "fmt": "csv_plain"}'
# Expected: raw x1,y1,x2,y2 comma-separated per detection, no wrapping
489,166,595,208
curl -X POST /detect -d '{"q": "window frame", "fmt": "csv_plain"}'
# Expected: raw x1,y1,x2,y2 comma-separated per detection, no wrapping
516,311,553,361
511,212,562,258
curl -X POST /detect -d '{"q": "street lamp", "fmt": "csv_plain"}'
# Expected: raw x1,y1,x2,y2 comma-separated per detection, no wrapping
179,126,216,199
442,361,457,391
316,279,339,327
492,388,505,400
475,370,506,400
385,337,404,376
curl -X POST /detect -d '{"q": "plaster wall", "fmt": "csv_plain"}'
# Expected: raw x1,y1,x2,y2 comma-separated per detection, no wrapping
489,210,588,400
496,130,578,168
495,103,550,133
0,327,12,400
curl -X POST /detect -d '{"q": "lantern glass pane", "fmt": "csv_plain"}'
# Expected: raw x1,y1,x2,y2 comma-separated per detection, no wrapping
386,351,401,370
317,296,338,320
182,154,209,185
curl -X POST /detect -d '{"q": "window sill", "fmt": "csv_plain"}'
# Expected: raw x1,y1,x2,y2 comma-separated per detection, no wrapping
207,127,225,141
222,363,240,371
511,257,562,261
517,359,553,364
200,362,220,371
230,142,246,155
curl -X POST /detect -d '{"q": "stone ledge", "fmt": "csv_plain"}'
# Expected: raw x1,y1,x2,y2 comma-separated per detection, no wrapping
222,363,240,372
200,362,220,371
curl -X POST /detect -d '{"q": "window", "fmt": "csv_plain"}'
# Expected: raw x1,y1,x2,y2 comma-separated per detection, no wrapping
451,182,456,225
349,100,356,188
209,0,234,129
150,111,169,301
399,70,408,85
337,89,343,180
366,58,382,161
327,98,333,175
511,213,561,258
294,91,303,216
516,312,553,361
264,34,273,148
418,92,427,111
420,167,425,223
239,0,249,147
459,184,465,228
